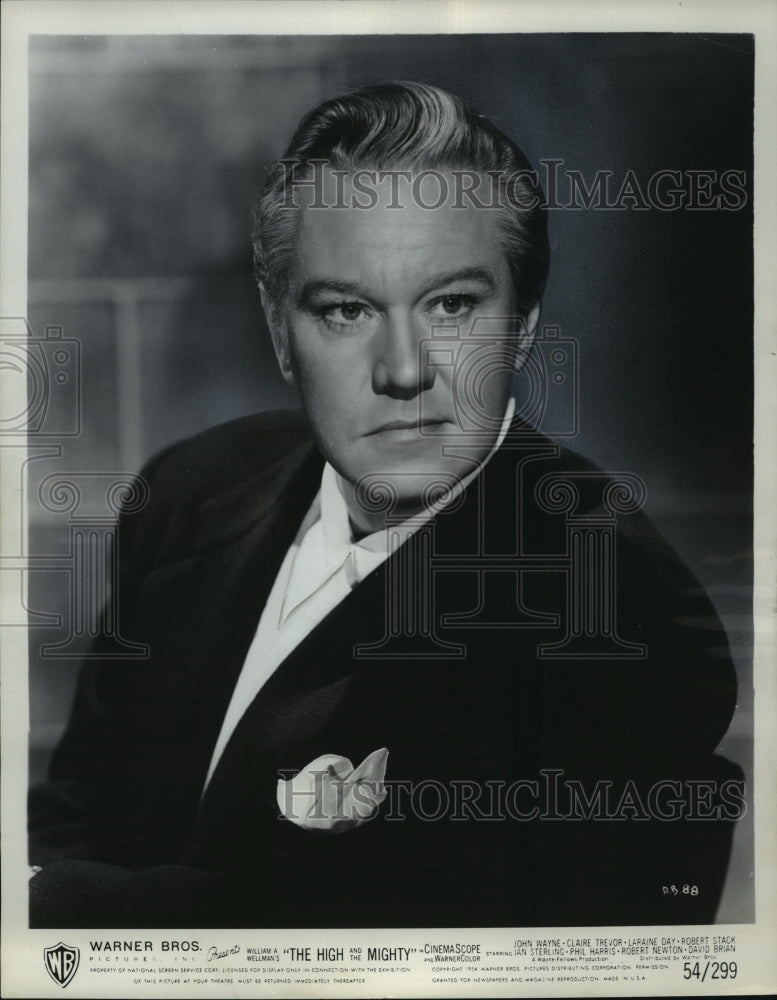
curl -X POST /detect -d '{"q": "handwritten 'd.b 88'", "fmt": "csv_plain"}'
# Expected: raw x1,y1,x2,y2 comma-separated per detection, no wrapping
662,884,699,896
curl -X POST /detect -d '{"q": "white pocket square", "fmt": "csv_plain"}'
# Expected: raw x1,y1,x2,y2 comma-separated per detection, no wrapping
276,747,389,832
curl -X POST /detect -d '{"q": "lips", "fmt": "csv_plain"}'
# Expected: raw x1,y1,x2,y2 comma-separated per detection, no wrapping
366,418,448,436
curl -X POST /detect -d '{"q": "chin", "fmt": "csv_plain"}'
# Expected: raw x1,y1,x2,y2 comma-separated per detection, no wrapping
349,458,475,513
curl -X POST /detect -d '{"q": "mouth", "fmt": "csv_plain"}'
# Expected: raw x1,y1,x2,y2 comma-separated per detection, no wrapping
366,418,449,437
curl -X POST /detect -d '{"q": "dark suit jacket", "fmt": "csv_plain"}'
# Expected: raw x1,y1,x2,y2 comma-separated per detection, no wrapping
29,410,741,927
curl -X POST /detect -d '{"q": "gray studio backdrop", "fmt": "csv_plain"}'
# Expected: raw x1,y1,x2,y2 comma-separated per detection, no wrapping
26,34,754,920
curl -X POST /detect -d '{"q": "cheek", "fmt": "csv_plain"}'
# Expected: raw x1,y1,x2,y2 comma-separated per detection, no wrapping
289,339,365,435
288,326,331,396
296,338,366,394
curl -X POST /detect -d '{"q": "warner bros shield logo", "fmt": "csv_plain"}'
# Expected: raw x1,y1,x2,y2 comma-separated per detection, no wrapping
43,942,80,988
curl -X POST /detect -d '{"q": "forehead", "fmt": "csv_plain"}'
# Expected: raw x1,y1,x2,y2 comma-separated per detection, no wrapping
290,170,509,298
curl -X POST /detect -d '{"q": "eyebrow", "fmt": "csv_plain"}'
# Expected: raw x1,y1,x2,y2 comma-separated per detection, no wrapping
295,266,498,308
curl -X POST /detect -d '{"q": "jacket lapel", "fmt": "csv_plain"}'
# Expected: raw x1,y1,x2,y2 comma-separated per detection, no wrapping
180,428,552,864
129,437,324,816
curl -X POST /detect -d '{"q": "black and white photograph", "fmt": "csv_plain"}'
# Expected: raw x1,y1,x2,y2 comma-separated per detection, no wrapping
1,2,775,997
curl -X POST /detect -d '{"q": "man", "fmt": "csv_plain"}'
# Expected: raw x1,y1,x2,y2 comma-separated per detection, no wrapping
29,83,740,928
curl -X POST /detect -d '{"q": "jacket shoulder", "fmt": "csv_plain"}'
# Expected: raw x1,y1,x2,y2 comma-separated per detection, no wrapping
146,410,311,493
118,410,314,571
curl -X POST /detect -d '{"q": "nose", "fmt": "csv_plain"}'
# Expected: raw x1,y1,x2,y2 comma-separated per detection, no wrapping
372,310,435,399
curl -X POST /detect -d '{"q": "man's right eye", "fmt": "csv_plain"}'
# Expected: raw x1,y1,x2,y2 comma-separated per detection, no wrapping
320,301,371,328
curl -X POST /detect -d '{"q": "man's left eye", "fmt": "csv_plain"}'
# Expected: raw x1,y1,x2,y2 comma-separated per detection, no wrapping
429,294,475,319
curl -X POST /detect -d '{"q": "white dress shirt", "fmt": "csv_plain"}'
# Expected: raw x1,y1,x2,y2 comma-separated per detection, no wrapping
202,399,516,790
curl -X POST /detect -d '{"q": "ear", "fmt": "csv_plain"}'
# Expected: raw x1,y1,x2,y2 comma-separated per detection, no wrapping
514,302,541,374
259,283,295,386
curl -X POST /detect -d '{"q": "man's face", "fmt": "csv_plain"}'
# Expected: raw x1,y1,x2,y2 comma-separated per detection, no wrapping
267,173,536,522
